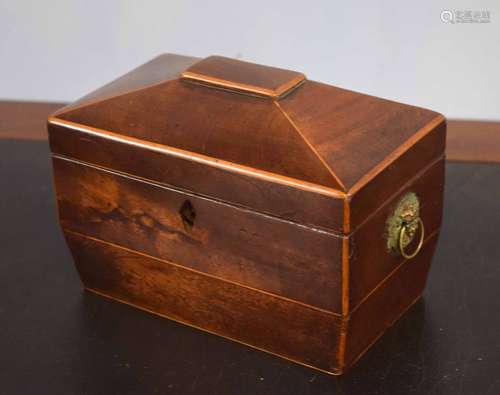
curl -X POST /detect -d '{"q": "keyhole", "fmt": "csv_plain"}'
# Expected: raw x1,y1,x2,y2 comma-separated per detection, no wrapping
180,200,196,231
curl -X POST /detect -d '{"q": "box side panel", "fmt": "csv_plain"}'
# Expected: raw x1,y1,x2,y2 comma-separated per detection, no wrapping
48,122,344,232
52,156,343,313
64,231,343,374
344,233,438,368
349,119,446,231
349,158,445,309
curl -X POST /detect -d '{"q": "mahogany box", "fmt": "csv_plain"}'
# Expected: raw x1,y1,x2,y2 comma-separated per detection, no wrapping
48,54,446,375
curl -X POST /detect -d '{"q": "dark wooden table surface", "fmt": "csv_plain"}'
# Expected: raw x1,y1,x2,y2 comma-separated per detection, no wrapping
1,101,500,394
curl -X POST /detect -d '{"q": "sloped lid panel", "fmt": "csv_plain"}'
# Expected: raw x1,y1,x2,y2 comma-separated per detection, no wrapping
279,81,443,191
54,54,200,116
57,79,342,190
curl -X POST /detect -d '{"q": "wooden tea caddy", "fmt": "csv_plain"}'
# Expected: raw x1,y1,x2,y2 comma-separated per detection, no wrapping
48,54,445,375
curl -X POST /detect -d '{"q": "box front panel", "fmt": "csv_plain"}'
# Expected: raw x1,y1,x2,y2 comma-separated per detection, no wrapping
52,156,343,313
65,231,343,374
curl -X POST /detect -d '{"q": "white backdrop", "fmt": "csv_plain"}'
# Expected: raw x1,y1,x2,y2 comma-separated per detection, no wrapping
1,0,499,120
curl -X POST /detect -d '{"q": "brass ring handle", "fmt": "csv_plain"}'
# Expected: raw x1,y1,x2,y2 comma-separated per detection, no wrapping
398,217,424,259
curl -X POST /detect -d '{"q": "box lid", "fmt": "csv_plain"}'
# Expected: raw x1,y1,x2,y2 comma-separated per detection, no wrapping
48,54,445,233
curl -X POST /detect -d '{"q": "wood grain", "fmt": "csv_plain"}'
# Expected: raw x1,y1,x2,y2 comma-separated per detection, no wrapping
64,230,344,374
54,80,342,190
279,80,443,191
53,156,343,313
48,121,346,232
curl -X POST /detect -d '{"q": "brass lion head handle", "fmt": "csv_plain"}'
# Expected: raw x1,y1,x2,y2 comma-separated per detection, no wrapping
387,193,425,259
